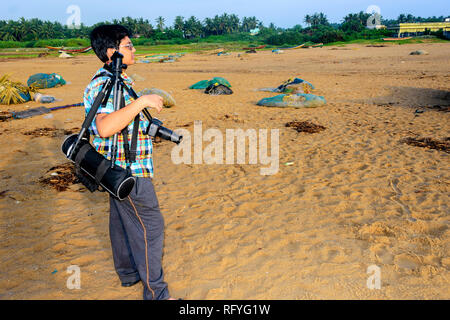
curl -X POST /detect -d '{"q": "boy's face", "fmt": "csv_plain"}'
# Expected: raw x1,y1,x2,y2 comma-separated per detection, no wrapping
106,36,136,66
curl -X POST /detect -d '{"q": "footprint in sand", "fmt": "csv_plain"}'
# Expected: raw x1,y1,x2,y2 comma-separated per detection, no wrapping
394,253,421,271
370,244,394,264
389,178,415,221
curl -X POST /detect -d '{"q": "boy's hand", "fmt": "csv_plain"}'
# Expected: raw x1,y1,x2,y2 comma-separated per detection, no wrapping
140,94,163,113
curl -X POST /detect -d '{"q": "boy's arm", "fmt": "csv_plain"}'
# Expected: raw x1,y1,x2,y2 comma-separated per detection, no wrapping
96,94,163,138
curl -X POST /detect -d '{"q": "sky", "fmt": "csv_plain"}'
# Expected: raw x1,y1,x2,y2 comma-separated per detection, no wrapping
2,0,449,28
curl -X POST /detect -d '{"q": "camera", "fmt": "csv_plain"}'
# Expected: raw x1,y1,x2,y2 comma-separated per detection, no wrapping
145,117,183,144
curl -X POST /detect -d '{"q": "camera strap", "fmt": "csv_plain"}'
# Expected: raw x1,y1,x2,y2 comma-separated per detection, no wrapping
119,95,132,167
122,85,140,163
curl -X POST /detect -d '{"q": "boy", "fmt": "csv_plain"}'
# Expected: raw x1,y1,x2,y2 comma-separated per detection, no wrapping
85,24,173,300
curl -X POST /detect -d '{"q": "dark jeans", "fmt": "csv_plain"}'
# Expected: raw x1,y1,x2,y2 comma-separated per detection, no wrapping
109,177,169,300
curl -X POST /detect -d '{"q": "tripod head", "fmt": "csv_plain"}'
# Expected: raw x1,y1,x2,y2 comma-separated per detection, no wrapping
110,51,127,76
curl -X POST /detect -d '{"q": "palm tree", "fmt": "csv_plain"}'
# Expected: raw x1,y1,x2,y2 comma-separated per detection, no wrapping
242,16,258,32
156,16,165,32
37,24,50,39
212,15,223,35
318,13,329,26
357,11,371,27
228,14,240,33
406,14,415,22
341,13,365,32
174,16,184,33
0,22,16,41
306,12,329,28
184,16,202,38
135,18,153,38
304,14,312,27
220,13,231,33
204,17,215,36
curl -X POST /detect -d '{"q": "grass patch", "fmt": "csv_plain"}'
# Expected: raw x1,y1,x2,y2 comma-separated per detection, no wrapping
325,37,449,47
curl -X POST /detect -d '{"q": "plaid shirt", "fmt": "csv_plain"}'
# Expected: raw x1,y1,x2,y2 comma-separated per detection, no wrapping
83,66,154,178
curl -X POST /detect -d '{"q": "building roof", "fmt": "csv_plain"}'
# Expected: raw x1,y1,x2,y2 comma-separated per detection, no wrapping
388,22,450,32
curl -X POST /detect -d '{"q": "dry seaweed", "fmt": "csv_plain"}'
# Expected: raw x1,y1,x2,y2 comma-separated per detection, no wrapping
400,137,450,153
39,162,79,191
23,127,79,137
429,105,450,113
285,121,326,133
0,111,12,121
0,190,8,199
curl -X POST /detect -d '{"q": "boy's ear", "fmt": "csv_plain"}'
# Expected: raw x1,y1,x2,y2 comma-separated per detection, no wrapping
106,47,117,62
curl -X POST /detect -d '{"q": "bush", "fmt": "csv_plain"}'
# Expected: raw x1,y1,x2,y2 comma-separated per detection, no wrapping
265,31,309,46
63,38,90,47
342,28,392,41
310,25,345,43
0,41,23,48
265,26,344,46
25,41,36,48
197,33,256,43
34,39,65,48
432,30,449,40
133,38,154,46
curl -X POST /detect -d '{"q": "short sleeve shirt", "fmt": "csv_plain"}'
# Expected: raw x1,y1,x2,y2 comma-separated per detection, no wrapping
83,66,154,178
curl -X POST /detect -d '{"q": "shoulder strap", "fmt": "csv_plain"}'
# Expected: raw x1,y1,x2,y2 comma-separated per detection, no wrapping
120,80,140,164
127,86,140,163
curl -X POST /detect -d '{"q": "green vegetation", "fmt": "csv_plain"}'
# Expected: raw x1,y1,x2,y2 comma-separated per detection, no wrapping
0,12,448,50
324,36,447,47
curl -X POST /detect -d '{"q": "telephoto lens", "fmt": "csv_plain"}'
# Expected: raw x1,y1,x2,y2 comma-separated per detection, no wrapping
157,126,183,144
146,118,183,144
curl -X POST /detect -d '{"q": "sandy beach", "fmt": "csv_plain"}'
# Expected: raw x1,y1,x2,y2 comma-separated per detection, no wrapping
0,42,449,299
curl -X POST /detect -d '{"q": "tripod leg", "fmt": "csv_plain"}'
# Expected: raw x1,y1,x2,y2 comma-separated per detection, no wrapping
110,81,124,168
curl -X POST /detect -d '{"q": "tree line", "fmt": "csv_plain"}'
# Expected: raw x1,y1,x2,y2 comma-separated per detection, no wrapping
0,14,262,42
0,12,447,45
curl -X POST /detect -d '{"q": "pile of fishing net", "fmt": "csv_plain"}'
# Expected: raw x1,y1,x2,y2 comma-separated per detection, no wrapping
189,77,233,95
257,76,326,108
205,83,233,95
258,77,315,94
257,93,326,108
138,53,184,64
138,88,176,107
27,73,66,89
0,75,37,105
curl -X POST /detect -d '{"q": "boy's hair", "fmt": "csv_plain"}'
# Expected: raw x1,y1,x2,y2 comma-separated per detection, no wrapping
90,24,132,62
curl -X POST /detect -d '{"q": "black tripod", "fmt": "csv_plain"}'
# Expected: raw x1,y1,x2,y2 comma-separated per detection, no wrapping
70,51,182,165
69,51,145,168
63,51,182,199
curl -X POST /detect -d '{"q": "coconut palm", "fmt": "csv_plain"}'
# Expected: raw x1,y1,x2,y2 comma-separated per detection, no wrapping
242,16,258,32
398,14,407,23
156,16,165,32
228,14,240,33
204,17,216,36
184,16,202,38
304,14,312,27
174,16,184,33
341,13,365,32
406,14,415,22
